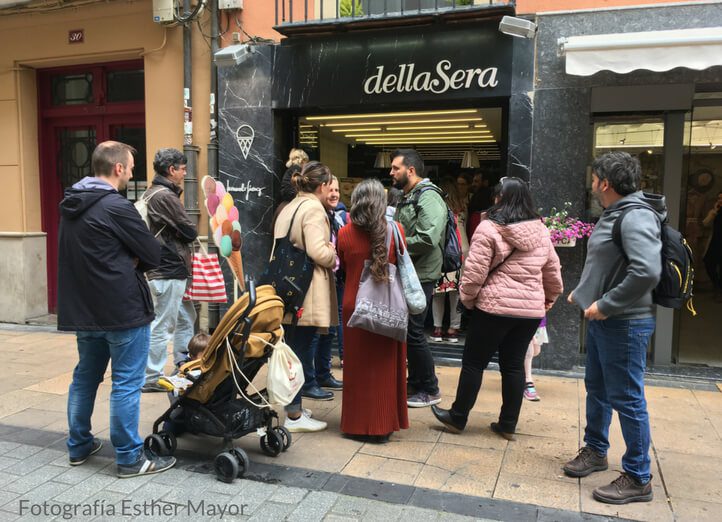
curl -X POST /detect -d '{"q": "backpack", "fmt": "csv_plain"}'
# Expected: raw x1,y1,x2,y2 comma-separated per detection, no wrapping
612,205,696,315
405,185,463,273
134,188,168,234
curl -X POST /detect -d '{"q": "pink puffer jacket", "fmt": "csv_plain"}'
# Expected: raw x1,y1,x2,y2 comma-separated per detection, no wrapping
459,218,563,318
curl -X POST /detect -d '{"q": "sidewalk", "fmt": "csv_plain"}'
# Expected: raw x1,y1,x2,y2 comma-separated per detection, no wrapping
0,326,720,521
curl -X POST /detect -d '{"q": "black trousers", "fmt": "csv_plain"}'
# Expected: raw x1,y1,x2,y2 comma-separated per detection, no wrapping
451,309,540,433
406,281,439,395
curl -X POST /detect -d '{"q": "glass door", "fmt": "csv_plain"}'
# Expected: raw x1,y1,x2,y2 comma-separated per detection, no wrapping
677,99,722,367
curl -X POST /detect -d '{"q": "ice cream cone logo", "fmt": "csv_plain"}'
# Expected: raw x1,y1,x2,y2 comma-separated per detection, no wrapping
235,124,254,160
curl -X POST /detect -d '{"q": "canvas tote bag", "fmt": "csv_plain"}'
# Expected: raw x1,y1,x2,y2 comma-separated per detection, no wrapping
347,223,409,342
391,221,427,315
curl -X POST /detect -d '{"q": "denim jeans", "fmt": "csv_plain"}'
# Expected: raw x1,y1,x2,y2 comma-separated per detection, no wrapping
285,325,319,414
584,317,656,483
406,281,439,395
68,325,149,465
146,279,196,384
312,280,345,382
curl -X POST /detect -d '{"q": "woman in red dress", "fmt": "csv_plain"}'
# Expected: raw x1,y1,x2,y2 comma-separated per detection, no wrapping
337,179,409,443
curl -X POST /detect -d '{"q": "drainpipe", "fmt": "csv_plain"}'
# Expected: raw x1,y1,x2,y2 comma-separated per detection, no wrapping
183,0,200,229
207,0,221,329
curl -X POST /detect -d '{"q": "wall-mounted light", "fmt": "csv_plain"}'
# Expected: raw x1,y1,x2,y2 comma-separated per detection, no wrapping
498,16,537,39
374,151,391,169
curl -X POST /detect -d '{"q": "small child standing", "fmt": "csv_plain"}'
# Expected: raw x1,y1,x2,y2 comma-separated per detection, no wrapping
524,317,548,401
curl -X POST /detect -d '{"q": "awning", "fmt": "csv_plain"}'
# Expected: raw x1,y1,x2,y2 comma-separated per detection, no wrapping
558,27,722,76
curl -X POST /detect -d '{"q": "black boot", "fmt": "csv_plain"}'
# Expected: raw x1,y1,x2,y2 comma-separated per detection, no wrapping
431,405,466,434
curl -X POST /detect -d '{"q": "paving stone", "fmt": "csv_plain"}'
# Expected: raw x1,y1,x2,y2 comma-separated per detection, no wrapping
3,445,42,461
6,465,66,494
149,466,192,486
247,500,296,521
3,448,66,476
0,491,22,513
4,481,71,514
323,514,360,522
270,485,308,504
104,472,154,494
329,495,370,517
53,464,106,486
399,505,442,521
287,491,340,522
0,510,20,522
358,500,404,521
0,441,22,455
52,473,117,505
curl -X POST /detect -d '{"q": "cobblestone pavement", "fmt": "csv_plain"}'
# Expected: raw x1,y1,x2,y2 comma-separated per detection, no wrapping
1,326,720,521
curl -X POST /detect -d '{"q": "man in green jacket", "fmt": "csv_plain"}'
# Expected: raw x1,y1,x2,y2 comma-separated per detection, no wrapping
391,149,447,408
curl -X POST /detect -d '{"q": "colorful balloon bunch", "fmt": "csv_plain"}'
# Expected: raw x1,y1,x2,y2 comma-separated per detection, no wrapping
202,176,244,288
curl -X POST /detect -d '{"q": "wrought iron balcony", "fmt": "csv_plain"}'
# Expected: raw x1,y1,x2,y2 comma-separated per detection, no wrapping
275,0,516,36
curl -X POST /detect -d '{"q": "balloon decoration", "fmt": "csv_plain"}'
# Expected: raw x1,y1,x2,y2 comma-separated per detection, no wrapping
202,176,245,290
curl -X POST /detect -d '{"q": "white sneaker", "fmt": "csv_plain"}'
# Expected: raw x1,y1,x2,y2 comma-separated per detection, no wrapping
284,411,327,433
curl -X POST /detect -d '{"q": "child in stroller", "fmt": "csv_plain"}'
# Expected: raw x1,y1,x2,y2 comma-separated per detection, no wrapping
145,279,292,483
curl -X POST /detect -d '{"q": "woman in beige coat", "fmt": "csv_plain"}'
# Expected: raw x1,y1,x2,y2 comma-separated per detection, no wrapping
273,161,338,433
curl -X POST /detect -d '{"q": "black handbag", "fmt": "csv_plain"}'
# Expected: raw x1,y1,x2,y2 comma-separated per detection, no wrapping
261,201,315,317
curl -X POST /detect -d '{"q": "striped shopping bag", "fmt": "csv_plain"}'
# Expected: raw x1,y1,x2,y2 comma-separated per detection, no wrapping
183,244,227,302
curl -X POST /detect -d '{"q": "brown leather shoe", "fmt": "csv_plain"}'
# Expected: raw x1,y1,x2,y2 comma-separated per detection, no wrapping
593,472,653,504
563,446,608,477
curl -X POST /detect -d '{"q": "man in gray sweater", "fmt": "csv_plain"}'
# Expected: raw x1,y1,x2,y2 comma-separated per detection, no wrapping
563,152,664,505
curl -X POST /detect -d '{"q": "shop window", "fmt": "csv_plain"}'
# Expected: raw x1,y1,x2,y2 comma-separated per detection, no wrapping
112,125,147,202
107,69,144,103
51,73,93,106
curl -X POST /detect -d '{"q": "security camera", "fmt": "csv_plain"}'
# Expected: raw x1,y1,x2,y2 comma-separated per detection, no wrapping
498,16,537,39
214,44,255,68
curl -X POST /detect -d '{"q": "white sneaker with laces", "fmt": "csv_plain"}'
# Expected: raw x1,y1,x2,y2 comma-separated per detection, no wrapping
284,411,327,433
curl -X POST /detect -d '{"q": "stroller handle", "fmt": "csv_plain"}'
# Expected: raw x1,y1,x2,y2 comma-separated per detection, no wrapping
244,276,256,314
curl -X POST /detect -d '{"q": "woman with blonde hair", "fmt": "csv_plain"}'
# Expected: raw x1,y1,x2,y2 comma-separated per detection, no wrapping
338,179,409,443
273,161,338,433
281,148,310,202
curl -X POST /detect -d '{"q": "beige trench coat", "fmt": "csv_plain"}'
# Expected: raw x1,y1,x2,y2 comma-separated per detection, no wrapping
272,192,338,328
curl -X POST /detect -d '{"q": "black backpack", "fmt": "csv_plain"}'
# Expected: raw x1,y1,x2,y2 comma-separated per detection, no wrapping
404,185,463,273
612,205,696,315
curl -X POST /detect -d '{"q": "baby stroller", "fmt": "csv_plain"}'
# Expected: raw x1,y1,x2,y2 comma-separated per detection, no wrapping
145,278,292,483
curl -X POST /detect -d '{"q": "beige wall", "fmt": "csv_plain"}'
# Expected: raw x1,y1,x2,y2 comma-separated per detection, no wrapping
0,234,47,322
0,1,212,319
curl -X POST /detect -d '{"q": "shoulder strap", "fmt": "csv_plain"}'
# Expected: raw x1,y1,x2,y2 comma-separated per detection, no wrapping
611,204,661,253
285,200,308,239
386,221,393,252
488,248,516,277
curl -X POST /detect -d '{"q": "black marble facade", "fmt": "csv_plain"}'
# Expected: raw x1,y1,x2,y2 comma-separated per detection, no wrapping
530,3,722,369
218,44,284,299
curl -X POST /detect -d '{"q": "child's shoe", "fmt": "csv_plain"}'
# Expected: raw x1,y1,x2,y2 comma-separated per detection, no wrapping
523,382,540,401
430,328,443,342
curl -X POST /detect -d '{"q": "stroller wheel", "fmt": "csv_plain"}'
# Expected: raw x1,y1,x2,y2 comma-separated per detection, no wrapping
158,431,177,455
144,434,170,457
275,427,292,451
214,452,239,483
260,429,283,457
229,448,250,477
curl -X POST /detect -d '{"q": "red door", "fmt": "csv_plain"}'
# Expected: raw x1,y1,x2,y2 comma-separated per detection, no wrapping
38,62,146,313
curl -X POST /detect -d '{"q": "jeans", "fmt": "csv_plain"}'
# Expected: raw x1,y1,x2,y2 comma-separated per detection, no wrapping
285,325,319,414
68,325,149,465
407,281,439,396
451,309,540,433
311,280,345,381
146,279,196,384
584,317,656,483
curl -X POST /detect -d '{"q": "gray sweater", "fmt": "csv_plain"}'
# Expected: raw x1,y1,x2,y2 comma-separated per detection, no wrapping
573,191,666,320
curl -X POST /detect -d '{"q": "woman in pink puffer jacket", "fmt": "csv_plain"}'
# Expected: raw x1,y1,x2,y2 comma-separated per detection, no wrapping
431,177,563,440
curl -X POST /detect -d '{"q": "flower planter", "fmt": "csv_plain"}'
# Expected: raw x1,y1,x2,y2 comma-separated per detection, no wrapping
553,238,577,248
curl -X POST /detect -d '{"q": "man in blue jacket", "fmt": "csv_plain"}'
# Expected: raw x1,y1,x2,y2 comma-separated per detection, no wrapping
58,141,176,478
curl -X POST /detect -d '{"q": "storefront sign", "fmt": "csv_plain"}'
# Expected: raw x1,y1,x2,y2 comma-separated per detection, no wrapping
273,22,511,109
363,61,499,95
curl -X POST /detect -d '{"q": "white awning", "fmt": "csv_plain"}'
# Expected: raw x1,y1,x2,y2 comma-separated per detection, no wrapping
558,27,722,76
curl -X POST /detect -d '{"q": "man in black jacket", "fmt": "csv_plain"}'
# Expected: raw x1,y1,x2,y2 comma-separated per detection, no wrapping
58,140,176,478
142,148,198,392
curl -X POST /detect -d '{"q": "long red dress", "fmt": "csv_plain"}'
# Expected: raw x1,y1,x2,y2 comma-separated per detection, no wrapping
337,222,409,436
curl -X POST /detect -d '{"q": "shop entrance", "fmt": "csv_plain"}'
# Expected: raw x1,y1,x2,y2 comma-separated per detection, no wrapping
38,61,146,313
592,100,722,369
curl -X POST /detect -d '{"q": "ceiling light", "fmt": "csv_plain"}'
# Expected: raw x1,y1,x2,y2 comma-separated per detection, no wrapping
331,127,383,133
461,150,481,169
305,109,479,121
385,124,485,131
373,151,391,169
362,138,496,145
324,118,484,127
345,130,492,138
